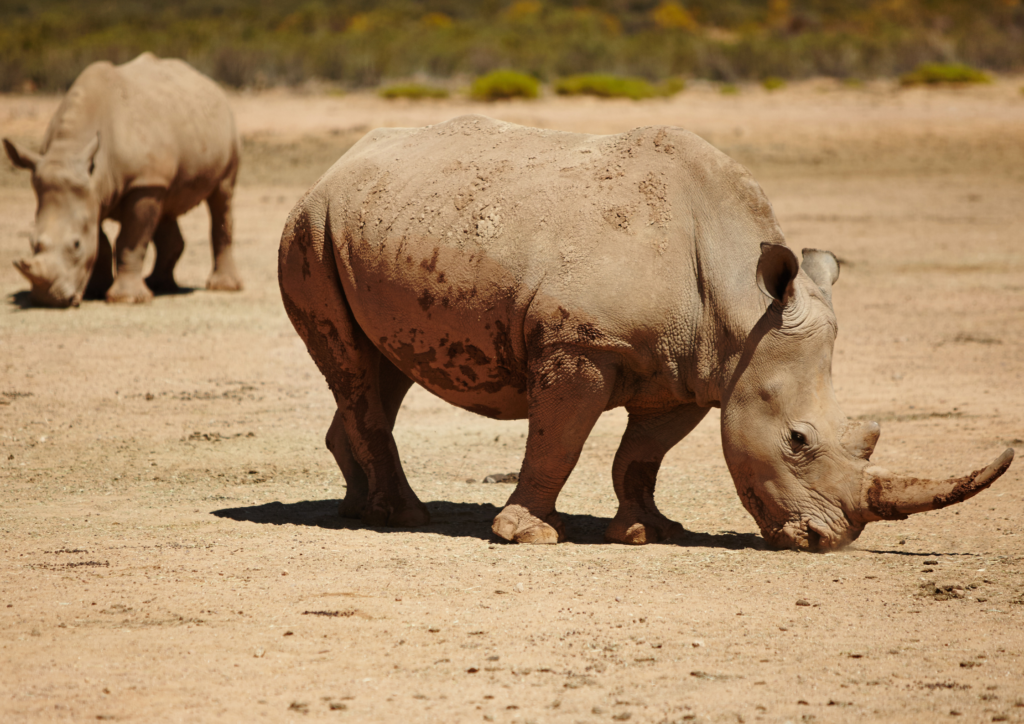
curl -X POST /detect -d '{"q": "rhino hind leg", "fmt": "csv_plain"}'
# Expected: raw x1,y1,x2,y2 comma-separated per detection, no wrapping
605,405,709,545
328,358,414,520
205,177,243,292
492,348,616,544
146,217,185,294
280,211,426,528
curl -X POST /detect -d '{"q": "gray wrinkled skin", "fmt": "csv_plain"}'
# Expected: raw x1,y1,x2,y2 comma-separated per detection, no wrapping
279,115,1013,550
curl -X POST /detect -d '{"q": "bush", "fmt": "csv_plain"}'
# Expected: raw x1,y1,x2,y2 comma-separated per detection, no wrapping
658,77,685,96
554,73,656,99
470,70,539,101
899,62,991,86
720,82,739,95
379,82,449,99
761,76,785,91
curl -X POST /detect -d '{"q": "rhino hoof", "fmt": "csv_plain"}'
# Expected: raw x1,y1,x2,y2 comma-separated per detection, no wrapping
605,515,685,545
106,278,153,304
360,501,429,528
491,505,564,544
206,272,243,292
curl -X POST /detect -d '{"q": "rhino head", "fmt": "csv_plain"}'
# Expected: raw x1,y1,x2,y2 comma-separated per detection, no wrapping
4,135,103,308
721,243,1014,551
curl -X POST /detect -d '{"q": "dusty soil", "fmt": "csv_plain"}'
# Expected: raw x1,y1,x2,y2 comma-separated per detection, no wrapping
2,78,1024,723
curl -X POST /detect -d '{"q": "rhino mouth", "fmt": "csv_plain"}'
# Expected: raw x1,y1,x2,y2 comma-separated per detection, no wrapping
15,260,81,307
762,515,864,552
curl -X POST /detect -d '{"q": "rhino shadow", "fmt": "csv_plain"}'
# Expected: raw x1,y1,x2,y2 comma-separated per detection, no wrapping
7,284,195,310
210,499,765,549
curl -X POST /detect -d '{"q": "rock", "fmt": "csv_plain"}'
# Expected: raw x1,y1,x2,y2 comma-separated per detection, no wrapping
481,472,519,484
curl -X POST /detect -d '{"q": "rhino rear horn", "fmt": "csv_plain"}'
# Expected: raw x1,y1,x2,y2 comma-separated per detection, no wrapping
800,248,840,302
859,448,1014,521
4,138,41,171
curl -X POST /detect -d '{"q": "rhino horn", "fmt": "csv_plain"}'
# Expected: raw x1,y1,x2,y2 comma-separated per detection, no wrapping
842,420,880,460
14,258,46,286
858,448,1014,522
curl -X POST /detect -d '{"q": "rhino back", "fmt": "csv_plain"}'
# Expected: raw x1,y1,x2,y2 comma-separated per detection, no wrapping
311,116,783,412
43,53,238,217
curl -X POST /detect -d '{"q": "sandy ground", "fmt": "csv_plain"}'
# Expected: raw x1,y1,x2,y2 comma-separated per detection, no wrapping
2,79,1024,723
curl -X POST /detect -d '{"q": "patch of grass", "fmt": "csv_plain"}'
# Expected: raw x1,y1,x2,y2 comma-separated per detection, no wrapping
899,62,991,86
720,82,739,95
761,76,785,91
554,73,656,100
659,77,686,96
470,70,539,101
378,82,449,100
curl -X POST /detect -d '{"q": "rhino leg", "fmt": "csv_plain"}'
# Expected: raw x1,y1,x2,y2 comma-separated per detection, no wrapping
84,228,114,300
107,188,162,304
205,177,243,292
146,217,184,294
605,405,709,544
327,357,414,520
280,210,427,528
492,349,616,544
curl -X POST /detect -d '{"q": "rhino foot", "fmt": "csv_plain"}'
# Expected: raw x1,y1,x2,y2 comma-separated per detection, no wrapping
206,271,243,292
106,276,153,304
605,510,685,545
338,495,367,520
492,504,564,544
145,274,181,295
360,499,430,528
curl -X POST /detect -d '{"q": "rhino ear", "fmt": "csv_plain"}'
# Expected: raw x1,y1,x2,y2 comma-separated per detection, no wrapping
801,248,840,302
756,242,800,304
79,133,100,175
3,138,41,171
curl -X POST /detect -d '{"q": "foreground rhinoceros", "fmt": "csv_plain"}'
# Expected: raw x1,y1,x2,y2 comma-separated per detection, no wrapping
3,53,242,307
278,115,1013,551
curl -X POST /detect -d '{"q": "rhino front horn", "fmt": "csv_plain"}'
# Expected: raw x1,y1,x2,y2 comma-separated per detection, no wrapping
859,448,1014,521
14,258,45,286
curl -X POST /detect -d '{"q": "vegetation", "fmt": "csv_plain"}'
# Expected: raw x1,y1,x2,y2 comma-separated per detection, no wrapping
555,74,657,100
899,62,992,86
761,76,785,91
0,1,1021,92
379,82,449,99
470,70,539,101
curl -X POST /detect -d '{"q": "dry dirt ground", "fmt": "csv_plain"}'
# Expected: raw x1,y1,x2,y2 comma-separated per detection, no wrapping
2,79,1024,724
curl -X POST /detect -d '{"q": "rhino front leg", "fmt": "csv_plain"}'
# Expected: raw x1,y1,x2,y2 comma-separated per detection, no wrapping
605,405,709,544
492,349,616,544
107,188,163,303
84,228,113,300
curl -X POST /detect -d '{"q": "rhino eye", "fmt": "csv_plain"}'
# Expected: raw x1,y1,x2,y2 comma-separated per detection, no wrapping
790,430,807,446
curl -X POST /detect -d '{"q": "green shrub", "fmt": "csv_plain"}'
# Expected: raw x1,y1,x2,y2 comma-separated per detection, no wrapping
555,73,656,100
899,62,991,86
658,77,686,97
379,82,449,99
720,83,739,95
761,76,785,91
470,70,539,101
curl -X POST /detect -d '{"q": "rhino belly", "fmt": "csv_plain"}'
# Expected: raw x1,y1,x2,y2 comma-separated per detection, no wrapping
340,236,531,420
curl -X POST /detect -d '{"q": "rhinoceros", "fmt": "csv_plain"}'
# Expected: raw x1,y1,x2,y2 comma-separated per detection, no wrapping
3,53,242,307
278,115,1013,551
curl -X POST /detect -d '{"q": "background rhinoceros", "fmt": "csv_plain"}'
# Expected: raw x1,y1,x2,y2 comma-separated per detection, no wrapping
3,52,242,307
278,115,1013,551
